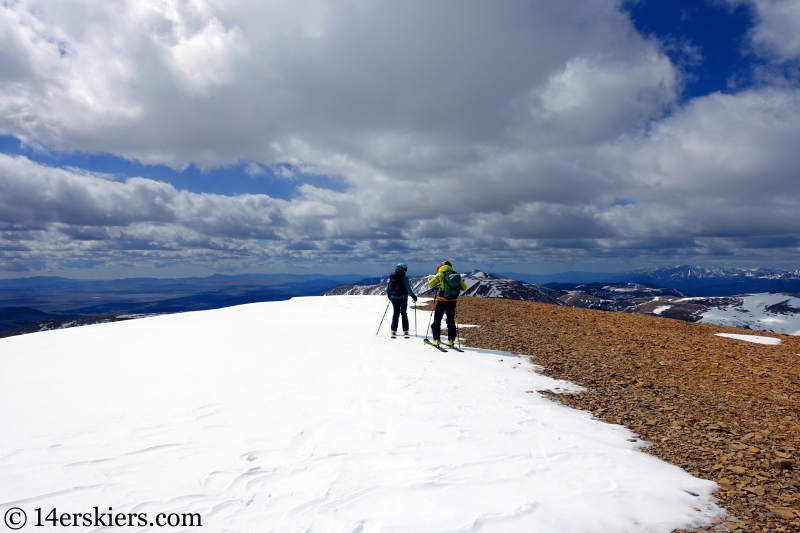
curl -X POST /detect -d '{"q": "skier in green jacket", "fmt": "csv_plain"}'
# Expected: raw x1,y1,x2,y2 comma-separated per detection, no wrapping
427,261,467,347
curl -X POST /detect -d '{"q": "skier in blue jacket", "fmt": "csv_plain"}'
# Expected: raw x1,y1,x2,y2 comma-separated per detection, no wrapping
387,263,417,338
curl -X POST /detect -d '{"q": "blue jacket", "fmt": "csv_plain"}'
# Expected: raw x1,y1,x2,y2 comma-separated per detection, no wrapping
388,269,416,300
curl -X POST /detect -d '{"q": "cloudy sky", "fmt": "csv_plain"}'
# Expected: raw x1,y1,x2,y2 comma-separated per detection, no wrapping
1,0,799,278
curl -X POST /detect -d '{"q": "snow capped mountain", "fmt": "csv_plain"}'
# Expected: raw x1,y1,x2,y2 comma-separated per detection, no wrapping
322,274,435,297
323,271,564,305
461,271,564,303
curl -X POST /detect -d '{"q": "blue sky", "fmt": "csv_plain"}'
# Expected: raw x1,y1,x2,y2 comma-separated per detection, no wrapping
0,135,345,200
0,0,799,278
626,0,756,99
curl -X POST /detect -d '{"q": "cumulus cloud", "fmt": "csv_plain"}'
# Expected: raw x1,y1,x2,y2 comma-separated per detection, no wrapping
0,0,674,165
1,0,799,273
728,0,800,61
528,51,678,144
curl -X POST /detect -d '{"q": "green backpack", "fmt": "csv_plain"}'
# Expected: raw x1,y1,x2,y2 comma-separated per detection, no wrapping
441,270,462,299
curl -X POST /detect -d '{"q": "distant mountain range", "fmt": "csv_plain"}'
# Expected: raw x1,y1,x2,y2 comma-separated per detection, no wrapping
504,265,800,296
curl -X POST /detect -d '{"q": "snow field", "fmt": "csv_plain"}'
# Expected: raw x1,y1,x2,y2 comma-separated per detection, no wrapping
0,296,723,532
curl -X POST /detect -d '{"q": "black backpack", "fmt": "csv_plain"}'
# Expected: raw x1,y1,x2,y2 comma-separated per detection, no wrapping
387,271,407,297
441,270,462,299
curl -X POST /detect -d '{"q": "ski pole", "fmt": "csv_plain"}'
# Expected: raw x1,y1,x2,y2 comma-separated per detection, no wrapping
375,300,390,336
414,301,417,337
455,301,461,349
424,289,438,340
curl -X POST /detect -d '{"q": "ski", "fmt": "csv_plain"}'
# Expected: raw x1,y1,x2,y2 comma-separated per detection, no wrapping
448,345,465,353
423,339,448,352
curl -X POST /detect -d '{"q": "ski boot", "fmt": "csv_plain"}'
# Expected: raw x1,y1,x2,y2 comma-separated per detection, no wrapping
446,339,455,348
391,331,397,338
404,331,410,338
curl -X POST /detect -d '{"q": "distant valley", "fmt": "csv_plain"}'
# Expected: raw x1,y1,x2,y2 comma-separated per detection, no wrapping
0,273,365,337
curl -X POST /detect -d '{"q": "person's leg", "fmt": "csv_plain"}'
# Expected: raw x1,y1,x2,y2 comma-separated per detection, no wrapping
431,301,445,342
400,299,409,332
445,301,457,342
390,299,401,332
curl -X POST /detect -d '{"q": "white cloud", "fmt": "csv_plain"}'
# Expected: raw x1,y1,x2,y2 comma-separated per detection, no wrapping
1,1,800,273
734,0,800,61
529,51,678,143
244,162,265,176
0,153,285,237
598,87,800,238
0,0,676,166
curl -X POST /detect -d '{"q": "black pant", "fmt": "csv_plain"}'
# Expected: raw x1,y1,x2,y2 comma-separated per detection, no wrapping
431,300,457,342
390,298,409,332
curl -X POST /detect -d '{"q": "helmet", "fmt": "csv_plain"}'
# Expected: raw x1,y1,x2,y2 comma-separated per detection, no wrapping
396,263,407,270
442,260,452,267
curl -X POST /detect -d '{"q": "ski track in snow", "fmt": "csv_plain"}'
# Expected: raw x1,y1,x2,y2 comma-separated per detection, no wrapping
0,296,723,532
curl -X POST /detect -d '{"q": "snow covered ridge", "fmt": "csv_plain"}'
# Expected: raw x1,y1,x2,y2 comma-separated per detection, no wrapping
0,296,724,531
323,270,564,305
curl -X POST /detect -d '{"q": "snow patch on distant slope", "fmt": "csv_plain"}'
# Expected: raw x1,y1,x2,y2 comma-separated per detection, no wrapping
695,293,800,335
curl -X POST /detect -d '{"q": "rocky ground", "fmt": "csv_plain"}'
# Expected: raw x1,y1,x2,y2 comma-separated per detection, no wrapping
435,296,800,533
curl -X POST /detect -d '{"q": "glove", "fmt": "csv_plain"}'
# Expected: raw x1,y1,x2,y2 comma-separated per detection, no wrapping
412,295,418,302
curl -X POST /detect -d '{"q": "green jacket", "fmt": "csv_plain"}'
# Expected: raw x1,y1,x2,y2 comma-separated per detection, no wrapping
427,265,467,301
